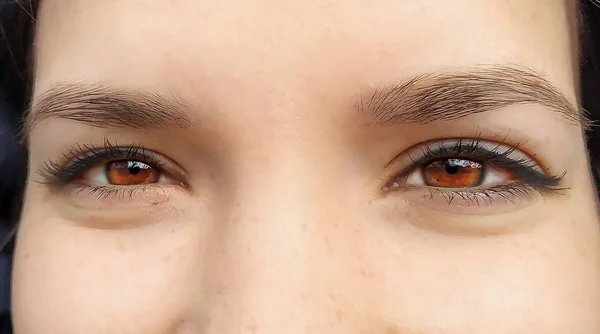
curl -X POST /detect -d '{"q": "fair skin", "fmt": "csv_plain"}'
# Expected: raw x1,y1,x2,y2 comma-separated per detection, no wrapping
11,0,600,333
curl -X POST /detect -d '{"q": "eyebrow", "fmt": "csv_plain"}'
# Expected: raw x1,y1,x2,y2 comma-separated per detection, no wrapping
25,82,194,134
358,65,587,128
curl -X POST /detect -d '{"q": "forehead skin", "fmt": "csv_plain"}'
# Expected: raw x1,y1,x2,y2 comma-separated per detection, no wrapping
13,0,600,334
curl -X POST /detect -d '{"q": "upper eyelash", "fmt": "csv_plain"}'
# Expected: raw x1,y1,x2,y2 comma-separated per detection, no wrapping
37,139,166,188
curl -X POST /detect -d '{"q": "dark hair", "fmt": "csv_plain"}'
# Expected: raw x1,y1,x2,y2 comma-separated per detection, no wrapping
581,1,600,181
0,1,38,256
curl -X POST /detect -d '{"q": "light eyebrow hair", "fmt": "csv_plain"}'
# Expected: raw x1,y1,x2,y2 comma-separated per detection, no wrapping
358,65,588,128
25,82,194,135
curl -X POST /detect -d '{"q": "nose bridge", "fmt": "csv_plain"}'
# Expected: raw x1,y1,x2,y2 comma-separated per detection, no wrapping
202,149,330,332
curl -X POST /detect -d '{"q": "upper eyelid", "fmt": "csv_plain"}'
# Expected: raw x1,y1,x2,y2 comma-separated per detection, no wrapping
386,139,543,177
64,147,166,170
388,139,526,166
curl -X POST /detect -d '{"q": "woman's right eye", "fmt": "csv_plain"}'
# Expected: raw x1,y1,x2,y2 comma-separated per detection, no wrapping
38,142,192,209
39,141,189,193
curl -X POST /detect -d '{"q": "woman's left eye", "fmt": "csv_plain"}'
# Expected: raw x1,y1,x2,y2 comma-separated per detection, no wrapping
81,160,167,185
406,157,511,188
382,139,564,199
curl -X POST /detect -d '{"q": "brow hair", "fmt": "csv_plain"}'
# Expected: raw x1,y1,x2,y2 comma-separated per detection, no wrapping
24,82,194,135
358,65,587,128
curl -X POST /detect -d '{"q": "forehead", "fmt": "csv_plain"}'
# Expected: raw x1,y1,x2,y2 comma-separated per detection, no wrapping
33,0,577,115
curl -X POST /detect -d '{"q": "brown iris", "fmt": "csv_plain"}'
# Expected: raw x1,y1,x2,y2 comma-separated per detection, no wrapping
105,161,160,185
422,158,483,187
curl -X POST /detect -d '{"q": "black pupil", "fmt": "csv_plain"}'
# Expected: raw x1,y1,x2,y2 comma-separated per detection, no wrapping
127,161,146,175
445,160,461,175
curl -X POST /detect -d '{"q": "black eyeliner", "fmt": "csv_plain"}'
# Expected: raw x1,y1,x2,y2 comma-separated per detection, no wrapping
394,138,565,191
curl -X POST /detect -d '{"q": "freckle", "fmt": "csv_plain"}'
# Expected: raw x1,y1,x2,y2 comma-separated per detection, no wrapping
152,201,160,206
360,268,367,278
216,282,226,295
324,235,333,252
301,222,307,231
335,309,344,321
23,252,30,260
162,253,172,263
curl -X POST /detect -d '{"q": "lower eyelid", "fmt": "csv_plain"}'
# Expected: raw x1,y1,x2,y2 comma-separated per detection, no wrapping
397,183,545,213
63,183,179,210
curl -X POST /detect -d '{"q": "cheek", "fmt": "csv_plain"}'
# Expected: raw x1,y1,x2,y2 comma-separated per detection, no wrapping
366,212,600,333
11,213,203,333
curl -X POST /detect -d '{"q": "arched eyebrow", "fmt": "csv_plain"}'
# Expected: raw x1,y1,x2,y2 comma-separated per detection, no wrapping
358,65,586,128
25,82,194,135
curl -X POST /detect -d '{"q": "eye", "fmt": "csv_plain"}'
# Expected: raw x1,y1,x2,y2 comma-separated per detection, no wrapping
81,160,166,186
407,157,511,188
39,140,188,190
37,140,191,211
383,138,564,198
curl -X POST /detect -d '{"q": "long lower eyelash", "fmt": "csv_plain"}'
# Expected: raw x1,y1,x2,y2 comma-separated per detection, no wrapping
420,182,567,206
70,184,163,200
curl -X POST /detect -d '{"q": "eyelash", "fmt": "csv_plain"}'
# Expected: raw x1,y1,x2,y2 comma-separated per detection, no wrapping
38,139,170,198
387,137,566,204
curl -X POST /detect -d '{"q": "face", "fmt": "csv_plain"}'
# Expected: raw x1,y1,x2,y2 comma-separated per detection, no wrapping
12,0,600,333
